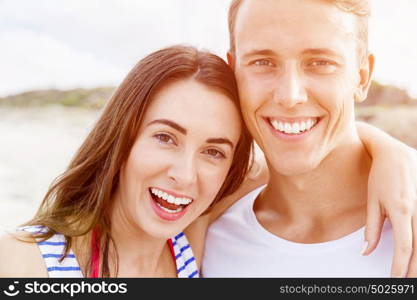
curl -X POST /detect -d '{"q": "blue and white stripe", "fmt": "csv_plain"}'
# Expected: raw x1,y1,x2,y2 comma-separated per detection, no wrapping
19,226,199,278
19,226,83,278
170,232,199,278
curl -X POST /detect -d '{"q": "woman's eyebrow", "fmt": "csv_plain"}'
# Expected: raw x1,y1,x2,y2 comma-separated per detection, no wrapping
148,119,234,149
147,119,186,135
206,138,234,150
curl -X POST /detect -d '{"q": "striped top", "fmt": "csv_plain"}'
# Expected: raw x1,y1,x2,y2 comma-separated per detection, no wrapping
19,226,199,278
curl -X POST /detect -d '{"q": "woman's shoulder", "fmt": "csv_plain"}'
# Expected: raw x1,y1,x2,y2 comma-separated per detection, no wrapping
0,230,48,277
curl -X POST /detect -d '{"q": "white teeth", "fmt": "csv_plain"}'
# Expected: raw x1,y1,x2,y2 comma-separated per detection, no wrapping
292,123,300,134
156,202,183,213
278,122,284,132
179,198,188,205
270,118,317,134
150,188,193,206
284,123,291,133
272,120,279,131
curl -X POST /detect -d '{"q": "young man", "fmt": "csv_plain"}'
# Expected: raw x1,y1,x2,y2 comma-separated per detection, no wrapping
203,0,417,277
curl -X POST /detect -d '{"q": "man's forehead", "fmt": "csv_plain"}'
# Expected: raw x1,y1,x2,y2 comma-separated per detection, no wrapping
234,0,357,55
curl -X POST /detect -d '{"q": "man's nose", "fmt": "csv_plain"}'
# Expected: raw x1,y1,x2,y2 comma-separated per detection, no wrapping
167,152,197,187
273,64,308,108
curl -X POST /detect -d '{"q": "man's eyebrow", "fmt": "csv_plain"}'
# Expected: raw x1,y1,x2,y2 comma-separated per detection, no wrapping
241,48,344,60
302,48,343,59
147,119,186,135
241,49,276,60
206,138,234,150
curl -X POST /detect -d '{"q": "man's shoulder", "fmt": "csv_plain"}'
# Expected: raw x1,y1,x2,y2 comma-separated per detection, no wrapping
0,231,48,277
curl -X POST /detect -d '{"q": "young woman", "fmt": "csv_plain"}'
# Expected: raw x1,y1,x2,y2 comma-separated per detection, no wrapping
0,45,416,278
0,46,253,278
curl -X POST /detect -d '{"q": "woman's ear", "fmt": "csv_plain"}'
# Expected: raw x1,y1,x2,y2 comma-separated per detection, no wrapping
355,52,375,103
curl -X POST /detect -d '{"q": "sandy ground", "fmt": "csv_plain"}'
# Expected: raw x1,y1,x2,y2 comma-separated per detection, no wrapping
0,107,100,232
356,106,417,149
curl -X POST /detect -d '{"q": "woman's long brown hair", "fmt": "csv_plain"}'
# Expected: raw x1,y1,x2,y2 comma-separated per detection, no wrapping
22,45,253,277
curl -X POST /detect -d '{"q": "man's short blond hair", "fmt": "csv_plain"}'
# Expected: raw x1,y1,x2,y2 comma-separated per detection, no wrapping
228,0,371,62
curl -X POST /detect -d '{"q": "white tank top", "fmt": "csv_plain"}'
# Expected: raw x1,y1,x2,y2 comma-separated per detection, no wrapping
202,186,394,277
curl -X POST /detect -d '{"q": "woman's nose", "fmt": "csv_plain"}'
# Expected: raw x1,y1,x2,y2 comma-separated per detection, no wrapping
167,152,197,187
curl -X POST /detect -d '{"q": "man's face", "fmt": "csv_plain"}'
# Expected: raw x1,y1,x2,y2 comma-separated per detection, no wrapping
231,0,373,176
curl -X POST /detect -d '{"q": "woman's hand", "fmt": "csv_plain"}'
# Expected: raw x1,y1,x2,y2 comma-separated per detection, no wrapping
357,121,417,277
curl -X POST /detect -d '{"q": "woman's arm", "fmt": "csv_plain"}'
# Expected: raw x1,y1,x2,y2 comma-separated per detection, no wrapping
357,121,417,278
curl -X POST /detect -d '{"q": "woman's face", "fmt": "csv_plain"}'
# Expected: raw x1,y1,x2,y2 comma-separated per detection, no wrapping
116,79,241,238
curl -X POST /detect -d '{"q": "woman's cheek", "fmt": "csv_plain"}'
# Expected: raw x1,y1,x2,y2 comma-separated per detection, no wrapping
134,139,173,166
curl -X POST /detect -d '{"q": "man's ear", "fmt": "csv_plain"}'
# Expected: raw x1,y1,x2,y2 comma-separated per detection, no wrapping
227,51,235,71
355,52,375,103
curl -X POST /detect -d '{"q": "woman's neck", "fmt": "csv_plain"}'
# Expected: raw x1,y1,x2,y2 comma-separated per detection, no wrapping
106,194,176,277
73,194,177,277
108,224,174,277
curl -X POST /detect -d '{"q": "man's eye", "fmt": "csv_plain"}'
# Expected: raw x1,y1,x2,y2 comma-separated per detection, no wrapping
204,149,226,159
311,60,332,66
251,59,274,67
308,60,338,73
309,60,339,68
154,133,175,145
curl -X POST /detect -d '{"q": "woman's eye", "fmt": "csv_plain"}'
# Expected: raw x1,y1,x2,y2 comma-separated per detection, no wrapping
204,149,226,159
154,133,175,145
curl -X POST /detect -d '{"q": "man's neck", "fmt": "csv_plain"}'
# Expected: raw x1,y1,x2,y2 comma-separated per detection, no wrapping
254,134,371,243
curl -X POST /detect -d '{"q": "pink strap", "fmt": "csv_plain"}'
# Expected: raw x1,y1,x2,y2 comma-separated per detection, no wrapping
90,228,100,278
167,239,176,260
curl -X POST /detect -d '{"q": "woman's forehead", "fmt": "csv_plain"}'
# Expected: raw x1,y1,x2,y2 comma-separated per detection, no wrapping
143,79,242,140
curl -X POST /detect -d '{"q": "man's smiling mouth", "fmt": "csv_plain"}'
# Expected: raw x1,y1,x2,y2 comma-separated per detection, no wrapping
267,117,321,135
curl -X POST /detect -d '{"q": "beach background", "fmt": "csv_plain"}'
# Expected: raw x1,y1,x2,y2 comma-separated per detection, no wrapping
0,106,101,231
1,0,417,232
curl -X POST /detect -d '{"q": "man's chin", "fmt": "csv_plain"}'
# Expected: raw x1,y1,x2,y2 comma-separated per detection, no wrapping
268,158,320,178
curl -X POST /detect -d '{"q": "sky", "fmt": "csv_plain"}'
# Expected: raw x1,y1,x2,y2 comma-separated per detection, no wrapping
1,0,416,98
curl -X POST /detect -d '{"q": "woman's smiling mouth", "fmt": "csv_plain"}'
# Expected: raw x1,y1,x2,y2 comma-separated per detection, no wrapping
149,187,194,221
